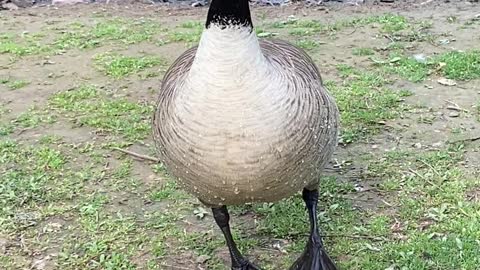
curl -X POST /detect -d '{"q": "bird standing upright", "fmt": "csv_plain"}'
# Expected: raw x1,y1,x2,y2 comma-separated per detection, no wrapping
153,0,340,269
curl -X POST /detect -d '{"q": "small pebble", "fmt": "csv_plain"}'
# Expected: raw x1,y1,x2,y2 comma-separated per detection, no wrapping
449,111,460,118
432,142,443,148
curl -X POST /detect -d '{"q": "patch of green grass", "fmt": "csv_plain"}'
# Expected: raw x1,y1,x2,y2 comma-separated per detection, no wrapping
169,31,202,44
105,159,141,192
7,80,29,90
94,53,164,78
271,18,324,37
149,180,189,202
13,107,57,128
343,13,409,33
0,40,30,55
237,177,360,269
0,104,10,136
271,18,322,29
295,39,320,51
255,28,278,38
180,21,203,29
58,202,143,269
463,16,480,27
382,50,480,82
166,20,204,45
0,104,9,116
352,47,375,56
55,18,160,50
149,164,190,201
477,101,480,121
383,53,431,82
0,139,87,233
252,177,356,239
49,85,153,141
0,124,14,136
0,77,30,90
168,31,202,43
327,65,409,143
0,105,13,136
269,13,410,39
247,144,479,269
169,30,201,43
345,145,480,269
112,159,133,179
437,50,480,80
144,208,236,269
0,33,49,56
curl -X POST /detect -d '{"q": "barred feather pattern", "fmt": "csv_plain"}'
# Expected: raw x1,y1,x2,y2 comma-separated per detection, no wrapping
152,25,339,206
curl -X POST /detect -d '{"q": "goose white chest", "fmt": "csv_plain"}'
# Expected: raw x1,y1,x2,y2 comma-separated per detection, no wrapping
153,25,339,206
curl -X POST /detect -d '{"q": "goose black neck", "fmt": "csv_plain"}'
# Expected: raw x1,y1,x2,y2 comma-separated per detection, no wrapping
206,0,253,29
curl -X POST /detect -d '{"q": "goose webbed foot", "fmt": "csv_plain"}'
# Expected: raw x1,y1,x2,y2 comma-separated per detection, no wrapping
289,188,338,270
289,236,337,270
212,206,261,270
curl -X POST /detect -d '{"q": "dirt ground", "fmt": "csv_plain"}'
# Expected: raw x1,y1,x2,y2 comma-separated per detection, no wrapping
1,1,480,270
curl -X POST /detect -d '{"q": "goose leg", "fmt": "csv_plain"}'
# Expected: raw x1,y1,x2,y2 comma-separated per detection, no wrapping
212,206,261,270
289,188,338,270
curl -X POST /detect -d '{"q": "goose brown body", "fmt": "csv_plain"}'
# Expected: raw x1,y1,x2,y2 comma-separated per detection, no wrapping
153,26,339,206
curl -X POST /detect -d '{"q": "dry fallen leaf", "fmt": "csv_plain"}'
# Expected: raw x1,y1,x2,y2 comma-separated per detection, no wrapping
194,207,209,219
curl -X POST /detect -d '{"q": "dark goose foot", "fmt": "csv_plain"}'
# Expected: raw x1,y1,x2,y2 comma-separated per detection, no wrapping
212,206,262,270
289,188,338,270
289,236,337,270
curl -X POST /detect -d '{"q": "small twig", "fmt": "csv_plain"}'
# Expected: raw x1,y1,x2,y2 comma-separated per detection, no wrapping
381,199,392,207
448,135,480,144
445,100,459,106
445,100,469,113
384,34,395,43
16,127,32,136
408,168,426,180
321,233,387,242
446,106,462,112
408,168,444,191
112,147,160,163
346,26,357,36
418,159,441,177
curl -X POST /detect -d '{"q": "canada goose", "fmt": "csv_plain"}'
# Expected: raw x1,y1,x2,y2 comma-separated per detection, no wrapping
152,0,340,269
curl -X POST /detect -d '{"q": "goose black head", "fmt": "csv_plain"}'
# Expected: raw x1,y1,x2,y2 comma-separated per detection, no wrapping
206,0,253,29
